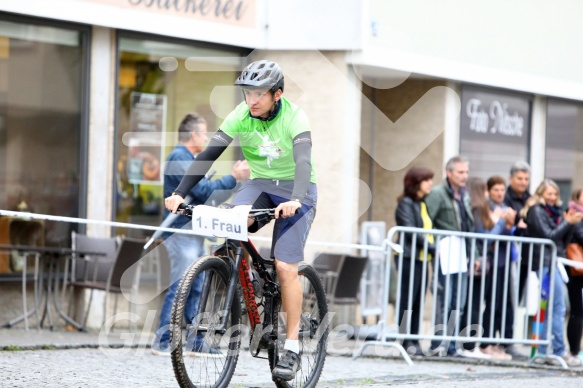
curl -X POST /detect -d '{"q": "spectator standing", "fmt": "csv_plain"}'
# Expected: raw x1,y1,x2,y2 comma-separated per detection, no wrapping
394,167,435,356
566,188,583,364
483,175,525,359
465,177,515,360
522,179,583,366
504,161,531,230
503,161,532,301
151,113,250,355
425,155,473,356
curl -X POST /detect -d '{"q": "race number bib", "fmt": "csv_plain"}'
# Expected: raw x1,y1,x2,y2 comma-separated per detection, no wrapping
191,205,252,241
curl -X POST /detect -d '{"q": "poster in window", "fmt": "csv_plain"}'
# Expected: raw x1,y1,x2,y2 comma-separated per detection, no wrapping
126,92,166,184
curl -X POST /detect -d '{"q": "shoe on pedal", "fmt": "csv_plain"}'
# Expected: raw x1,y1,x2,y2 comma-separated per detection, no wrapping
272,350,301,381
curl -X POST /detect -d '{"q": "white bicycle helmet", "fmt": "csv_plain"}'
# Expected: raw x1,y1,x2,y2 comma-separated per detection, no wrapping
234,60,284,92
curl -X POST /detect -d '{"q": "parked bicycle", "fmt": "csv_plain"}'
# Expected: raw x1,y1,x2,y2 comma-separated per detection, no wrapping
169,204,329,388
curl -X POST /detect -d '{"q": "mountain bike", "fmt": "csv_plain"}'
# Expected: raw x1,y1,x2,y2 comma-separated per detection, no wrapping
169,204,329,388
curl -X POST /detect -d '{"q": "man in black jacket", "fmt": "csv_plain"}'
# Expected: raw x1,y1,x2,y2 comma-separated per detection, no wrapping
504,161,531,234
503,160,530,359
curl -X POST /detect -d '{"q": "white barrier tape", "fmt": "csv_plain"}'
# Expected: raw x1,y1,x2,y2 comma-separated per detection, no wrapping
0,209,386,252
0,209,202,236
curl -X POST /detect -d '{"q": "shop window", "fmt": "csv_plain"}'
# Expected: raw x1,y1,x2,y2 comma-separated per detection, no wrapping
545,99,583,204
459,85,532,180
0,16,88,246
115,34,246,234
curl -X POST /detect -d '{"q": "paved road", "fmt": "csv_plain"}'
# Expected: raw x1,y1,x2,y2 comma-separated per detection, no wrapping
1,328,582,387
2,346,583,388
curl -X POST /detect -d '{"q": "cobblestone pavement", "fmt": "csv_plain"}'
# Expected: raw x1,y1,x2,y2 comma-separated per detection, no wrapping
1,329,582,387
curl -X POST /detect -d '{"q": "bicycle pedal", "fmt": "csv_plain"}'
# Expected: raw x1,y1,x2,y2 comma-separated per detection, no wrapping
250,352,269,360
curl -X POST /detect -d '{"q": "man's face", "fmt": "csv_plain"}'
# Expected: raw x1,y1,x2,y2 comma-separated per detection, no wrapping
243,88,280,118
191,124,208,153
488,183,506,205
446,162,469,189
509,171,529,195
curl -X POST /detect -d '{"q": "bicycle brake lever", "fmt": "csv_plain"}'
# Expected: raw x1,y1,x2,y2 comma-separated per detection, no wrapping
177,203,193,217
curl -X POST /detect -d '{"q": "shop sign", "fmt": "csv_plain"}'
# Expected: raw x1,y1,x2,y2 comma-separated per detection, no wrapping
460,85,532,144
126,92,166,184
85,0,255,27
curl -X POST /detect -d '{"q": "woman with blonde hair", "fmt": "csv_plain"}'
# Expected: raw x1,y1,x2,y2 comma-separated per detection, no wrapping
522,179,583,366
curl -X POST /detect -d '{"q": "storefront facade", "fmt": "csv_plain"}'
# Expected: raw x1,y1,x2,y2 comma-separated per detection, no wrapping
355,0,583,226
0,0,364,326
2,0,583,327
3,0,583,250
0,1,363,251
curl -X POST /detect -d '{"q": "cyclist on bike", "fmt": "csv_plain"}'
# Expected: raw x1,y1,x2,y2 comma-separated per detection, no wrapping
165,59,317,381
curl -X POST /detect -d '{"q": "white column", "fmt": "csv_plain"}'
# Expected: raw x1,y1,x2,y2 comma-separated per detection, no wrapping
343,67,363,244
87,26,116,237
530,95,547,190
443,82,461,168
84,27,117,329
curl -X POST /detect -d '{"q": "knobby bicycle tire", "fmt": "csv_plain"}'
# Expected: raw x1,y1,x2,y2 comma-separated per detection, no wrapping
170,255,242,388
269,263,329,388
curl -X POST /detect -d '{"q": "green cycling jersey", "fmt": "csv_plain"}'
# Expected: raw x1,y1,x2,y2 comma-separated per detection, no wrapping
220,96,317,183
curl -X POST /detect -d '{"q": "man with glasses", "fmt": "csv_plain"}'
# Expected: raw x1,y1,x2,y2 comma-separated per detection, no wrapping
165,60,317,381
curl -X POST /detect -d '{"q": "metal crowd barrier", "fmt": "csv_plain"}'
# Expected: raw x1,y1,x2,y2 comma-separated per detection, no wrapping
353,226,568,367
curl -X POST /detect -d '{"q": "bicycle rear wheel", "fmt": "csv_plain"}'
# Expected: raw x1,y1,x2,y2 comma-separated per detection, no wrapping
269,263,329,388
171,255,242,388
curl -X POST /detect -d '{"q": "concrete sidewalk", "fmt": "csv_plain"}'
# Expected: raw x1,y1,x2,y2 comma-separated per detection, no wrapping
1,328,583,387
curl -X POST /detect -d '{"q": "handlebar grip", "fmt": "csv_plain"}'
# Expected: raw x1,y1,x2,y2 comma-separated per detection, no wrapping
178,203,188,211
278,207,300,217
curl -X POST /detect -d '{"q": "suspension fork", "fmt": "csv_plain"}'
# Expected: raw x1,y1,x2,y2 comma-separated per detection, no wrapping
215,245,244,333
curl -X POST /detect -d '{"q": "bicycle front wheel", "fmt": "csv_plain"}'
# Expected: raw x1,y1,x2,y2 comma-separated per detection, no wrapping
269,263,329,388
171,255,242,388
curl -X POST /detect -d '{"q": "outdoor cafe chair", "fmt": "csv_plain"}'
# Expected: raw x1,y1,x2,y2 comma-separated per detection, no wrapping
312,253,344,297
65,233,144,331
312,253,368,306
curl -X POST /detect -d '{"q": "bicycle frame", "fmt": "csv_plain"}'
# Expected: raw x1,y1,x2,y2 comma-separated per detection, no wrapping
198,238,279,336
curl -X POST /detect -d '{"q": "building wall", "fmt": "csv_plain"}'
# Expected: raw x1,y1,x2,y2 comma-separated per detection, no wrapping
359,78,449,228
0,0,363,51
363,0,583,101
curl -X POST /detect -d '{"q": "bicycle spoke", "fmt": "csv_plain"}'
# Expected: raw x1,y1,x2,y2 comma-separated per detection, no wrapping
270,263,328,388
171,256,242,388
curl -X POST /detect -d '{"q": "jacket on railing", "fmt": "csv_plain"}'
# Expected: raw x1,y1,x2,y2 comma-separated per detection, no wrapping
524,204,574,269
395,196,435,260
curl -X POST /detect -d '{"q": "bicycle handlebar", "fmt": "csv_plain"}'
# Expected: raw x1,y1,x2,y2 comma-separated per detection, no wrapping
177,203,290,222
